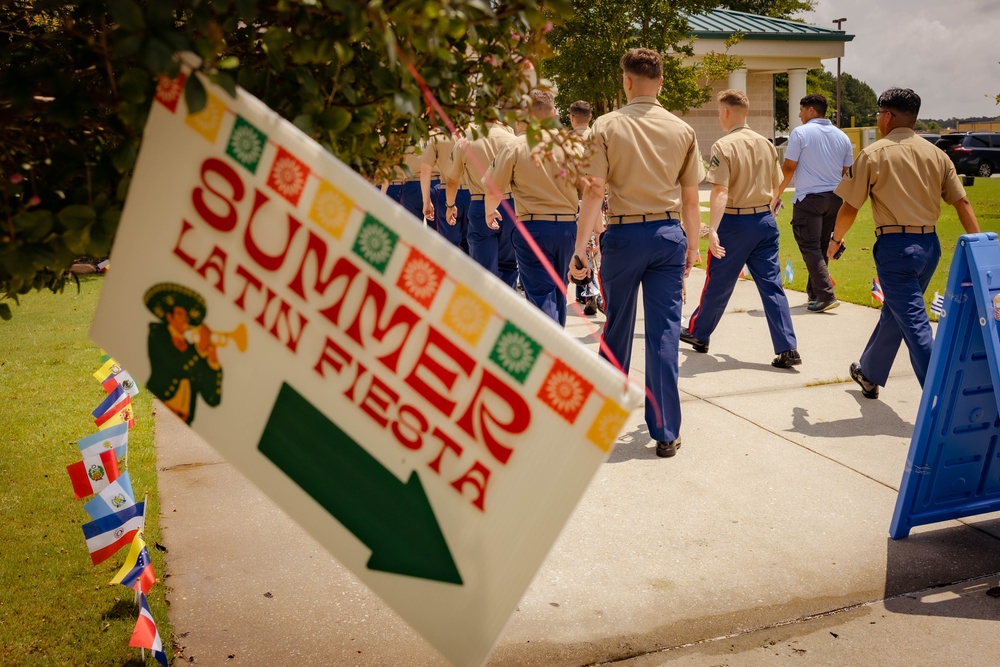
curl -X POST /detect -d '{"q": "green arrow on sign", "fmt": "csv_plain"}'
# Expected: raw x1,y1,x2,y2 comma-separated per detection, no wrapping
258,382,462,585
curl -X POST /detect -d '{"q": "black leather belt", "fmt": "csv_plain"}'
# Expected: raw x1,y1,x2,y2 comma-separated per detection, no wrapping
608,213,681,224
521,213,577,222
724,205,771,214
875,225,935,236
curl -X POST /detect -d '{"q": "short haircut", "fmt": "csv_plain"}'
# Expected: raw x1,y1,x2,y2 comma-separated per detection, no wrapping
718,89,749,110
620,48,662,80
878,88,921,117
569,100,592,118
800,93,828,116
530,89,556,114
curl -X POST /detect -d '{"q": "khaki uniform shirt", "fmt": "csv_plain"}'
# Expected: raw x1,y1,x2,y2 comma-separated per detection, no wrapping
486,130,581,218
447,123,517,196
585,96,703,217
389,148,427,182
572,125,591,140
706,124,781,208
420,130,454,179
835,127,966,229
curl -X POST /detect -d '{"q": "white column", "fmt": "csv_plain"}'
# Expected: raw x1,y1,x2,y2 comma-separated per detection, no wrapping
788,69,807,131
728,67,747,93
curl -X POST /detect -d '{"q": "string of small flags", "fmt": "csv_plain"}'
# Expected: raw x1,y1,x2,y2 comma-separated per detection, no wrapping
66,349,167,666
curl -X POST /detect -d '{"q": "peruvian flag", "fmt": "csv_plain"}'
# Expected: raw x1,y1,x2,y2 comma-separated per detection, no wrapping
81,502,145,565
130,592,168,666
67,450,120,499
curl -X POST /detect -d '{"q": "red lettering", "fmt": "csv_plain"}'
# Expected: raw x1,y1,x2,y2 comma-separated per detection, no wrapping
313,337,352,378
456,369,529,465
196,245,228,294
252,286,277,328
173,220,198,268
450,461,490,512
243,189,303,272
344,277,420,373
267,299,308,353
392,405,428,451
358,373,399,429
343,361,367,403
404,326,476,417
288,230,342,299
232,264,263,312
193,158,244,232
427,427,463,474
315,257,363,325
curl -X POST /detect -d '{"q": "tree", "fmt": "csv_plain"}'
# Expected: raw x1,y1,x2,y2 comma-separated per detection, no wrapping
772,68,875,132
0,0,564,319
839,71,877,128
541,0,743,117
717,0,815,17
773,68,833,132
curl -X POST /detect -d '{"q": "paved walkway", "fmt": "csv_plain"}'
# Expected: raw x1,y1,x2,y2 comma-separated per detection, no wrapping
156,254,1000,665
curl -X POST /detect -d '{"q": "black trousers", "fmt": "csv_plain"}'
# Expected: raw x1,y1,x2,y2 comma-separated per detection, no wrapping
791,191,842,302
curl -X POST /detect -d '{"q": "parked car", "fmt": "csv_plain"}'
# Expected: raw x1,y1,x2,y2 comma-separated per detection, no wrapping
917,133,940,144
936,132,1000,177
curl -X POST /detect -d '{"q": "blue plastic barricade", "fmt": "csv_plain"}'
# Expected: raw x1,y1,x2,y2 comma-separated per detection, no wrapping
890,232,1000,539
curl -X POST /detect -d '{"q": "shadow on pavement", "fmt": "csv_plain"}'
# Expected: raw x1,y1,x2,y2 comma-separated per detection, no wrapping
606,422,657,463
679,351,799,377
786,392,914,440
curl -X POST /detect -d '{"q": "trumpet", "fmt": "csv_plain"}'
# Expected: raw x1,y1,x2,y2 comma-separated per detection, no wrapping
211,323,248,352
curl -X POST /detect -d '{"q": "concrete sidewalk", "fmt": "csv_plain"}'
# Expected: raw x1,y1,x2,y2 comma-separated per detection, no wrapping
156,267,1000,666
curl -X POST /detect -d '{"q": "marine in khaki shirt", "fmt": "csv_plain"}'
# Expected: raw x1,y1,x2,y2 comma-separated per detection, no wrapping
444,120,520,288
706,124,782,213
484,90,580,325
420,128,454,221
444,122,516,201
583,96,703,222
485,130,580,219
833,129,967,231
827,87,979,398
682,89,800,370
568,48,703,459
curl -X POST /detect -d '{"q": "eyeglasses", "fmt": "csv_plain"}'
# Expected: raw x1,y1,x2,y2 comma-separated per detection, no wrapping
876,110,894,117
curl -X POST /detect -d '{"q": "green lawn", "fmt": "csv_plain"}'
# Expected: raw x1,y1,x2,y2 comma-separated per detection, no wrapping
697,177,1000,308
0,276,171,667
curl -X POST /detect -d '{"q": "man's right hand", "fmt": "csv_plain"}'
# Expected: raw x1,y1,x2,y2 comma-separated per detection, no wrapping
423,201,435,221
568,252,591,284
770,196,783,217
446,205,458,226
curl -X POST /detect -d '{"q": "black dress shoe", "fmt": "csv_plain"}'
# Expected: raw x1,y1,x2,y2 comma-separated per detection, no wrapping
656,439,681,458
679,328,709,353
850,362,879,399
583,294,598,315
771,349,802,368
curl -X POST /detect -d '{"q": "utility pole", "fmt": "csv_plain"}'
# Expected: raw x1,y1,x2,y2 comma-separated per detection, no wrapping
833,18,847,128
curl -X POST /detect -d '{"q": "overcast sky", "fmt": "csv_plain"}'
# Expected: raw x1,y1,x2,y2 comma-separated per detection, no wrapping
796,0,1000,121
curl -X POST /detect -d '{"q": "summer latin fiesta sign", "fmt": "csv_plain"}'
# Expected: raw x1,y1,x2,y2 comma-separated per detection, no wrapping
91,67,643,667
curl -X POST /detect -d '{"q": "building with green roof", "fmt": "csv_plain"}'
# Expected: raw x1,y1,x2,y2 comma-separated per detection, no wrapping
679,9,853,157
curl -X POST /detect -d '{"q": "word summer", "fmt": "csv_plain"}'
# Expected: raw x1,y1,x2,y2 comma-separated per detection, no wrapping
171,157,535,512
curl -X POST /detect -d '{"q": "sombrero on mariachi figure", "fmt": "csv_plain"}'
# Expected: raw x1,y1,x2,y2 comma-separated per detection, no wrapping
143,283,208,325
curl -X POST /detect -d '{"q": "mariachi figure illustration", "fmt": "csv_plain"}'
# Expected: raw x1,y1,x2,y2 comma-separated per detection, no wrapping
144,282,233,425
